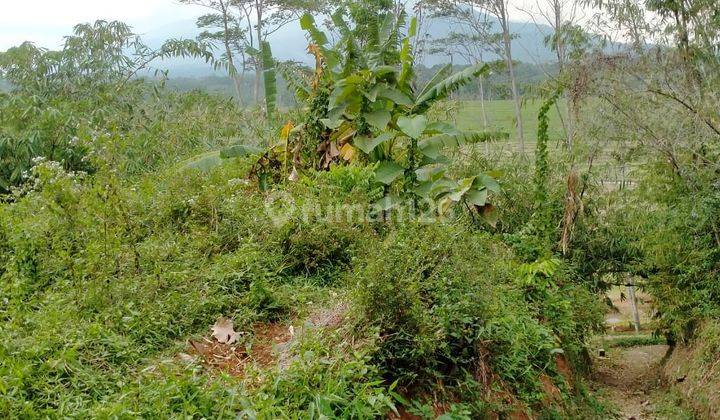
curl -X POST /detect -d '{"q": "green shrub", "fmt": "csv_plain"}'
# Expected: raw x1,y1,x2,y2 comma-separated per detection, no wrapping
280,222,367,277
314,164,376,195
351,223,601,410
242,328,397,418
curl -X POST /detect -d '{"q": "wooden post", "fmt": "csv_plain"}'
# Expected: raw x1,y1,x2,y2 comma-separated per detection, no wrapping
627,277,641,333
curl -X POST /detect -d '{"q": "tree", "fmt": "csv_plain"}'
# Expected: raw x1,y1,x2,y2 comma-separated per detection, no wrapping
425,0,526,152
235,0,327,103
0,21,216,192
516,0,594,151
643,0,720,78
481,0,525,151
180,0,326,106
547,22,592,150
180,0,249,104
527,0,581,73
429,24,503,131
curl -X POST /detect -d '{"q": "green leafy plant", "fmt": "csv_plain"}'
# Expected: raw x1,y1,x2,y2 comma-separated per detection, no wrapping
287,9,506,221
0,20,218,193
261,41,278,115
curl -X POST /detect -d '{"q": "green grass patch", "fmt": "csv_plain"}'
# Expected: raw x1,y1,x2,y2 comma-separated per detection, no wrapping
455,99,569,143
602,335,667,348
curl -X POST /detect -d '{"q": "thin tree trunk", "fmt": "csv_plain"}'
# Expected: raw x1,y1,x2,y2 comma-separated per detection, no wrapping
219,1,244,105
479,77,489,154
627,277,641,333
232,75,244,105
479,77,488,128
253,0,263,105
553,0,565,75
564,93,574,151
504,32,524,152
552,0,573,151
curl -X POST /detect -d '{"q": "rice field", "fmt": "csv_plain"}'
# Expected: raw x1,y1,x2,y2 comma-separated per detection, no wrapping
452,98,638,188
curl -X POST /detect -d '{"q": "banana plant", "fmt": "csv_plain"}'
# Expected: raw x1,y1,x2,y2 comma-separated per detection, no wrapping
246,41,278,115
294,10,507,222
186,6,506,224
369,113,502,221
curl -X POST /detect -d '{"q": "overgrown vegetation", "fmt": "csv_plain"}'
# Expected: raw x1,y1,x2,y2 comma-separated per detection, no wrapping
1,0,719,417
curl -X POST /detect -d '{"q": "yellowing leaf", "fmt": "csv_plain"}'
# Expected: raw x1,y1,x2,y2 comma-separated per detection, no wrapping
211,317,238,344
329,141,341,158
339,143,358,162
438,197,453,216
479,204,499,228
280,121,294,141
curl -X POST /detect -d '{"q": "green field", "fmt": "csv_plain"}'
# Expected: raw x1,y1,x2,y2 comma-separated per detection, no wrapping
453,99,636,188
455,99,569,145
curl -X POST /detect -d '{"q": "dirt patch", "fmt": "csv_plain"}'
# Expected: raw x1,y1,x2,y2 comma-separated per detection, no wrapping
307,301,349,329
185,322,293,377
249,322,294,367
591,284,699,418
183,337,249,377
555,353,574,390
183,302,350,377
593,344,672,418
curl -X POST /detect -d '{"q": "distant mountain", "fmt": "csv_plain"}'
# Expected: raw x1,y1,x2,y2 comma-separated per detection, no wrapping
145,15,560,78
421,17,558,65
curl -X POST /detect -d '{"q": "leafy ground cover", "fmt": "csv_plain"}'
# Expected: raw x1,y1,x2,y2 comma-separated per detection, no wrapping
2,0,719,417
0,156,610,417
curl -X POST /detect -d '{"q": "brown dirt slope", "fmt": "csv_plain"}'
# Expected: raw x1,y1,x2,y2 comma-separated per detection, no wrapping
663,321,720,419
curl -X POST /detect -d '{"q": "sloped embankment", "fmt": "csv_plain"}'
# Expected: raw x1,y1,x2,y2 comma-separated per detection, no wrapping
662,321,720,418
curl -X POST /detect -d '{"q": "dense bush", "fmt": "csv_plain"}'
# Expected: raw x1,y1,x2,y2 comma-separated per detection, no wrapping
0,150,406,417
0,160,276,414
352,223,604,413
0,147,609,417
576,167,720,341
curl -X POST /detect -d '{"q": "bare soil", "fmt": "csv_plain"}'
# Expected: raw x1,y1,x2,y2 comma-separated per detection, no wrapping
592,287,695,419
592,344,672,419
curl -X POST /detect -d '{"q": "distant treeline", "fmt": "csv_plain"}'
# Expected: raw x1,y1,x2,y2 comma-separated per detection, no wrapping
0,62,553,106
162,61,556,107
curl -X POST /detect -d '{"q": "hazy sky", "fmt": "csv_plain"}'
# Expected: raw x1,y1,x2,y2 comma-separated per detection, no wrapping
0,0,551,51
0,0,207,50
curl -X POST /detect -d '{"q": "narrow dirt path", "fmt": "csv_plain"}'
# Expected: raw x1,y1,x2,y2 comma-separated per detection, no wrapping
592,344,671,419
